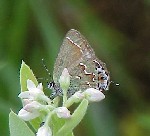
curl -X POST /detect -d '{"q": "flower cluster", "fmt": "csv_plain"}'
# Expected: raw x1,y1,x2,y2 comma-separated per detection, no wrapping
18,68,105,136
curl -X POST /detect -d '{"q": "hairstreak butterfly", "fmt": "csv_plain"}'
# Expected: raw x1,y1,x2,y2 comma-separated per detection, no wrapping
48,29,110,97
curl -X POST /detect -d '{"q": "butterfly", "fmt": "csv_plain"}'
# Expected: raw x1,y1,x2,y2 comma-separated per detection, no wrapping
48,29,110,97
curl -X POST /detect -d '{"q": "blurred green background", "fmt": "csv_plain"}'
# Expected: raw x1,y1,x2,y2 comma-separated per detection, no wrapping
0,0,150,135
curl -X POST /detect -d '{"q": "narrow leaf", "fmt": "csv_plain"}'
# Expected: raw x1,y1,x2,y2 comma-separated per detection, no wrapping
20,60,38,91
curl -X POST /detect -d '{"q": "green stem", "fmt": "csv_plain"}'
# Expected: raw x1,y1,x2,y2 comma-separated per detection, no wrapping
63,88,67,106
55,99,88,136
45,111,54,126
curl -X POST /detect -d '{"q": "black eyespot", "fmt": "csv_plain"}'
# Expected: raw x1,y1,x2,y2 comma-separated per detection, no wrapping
101,76,106,80
98,71,102,74
105,72,108,76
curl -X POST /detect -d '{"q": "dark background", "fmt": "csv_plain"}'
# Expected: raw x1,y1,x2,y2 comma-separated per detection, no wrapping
0,0,150,135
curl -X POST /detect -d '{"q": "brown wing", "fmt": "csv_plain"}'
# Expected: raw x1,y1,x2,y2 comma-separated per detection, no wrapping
53,29,110,91
53,29,83,83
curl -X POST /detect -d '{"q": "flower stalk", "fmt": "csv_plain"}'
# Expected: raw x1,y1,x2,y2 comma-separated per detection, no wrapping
59,68,70,106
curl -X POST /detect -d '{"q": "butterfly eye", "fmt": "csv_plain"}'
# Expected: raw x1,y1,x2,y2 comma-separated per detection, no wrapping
48,81,55,89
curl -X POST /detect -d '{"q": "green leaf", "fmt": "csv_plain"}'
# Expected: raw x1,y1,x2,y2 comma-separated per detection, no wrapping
19,61,41,130
20,60,38,91
55,99,88,136
9,111,34,136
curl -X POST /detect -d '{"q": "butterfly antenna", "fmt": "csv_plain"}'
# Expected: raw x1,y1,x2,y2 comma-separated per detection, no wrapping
111,81,119,86
42,58,52,80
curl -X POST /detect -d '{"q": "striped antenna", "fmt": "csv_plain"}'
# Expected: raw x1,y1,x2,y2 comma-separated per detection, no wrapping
111,81,119,86
42,58,52,80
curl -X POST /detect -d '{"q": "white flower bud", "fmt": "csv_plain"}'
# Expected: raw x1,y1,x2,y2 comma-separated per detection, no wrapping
73,91,84,99
22,99,32,107
83,88,105,102
36,125,52,136
18,108,40,121
37,83,43,91
55,107,71,118
59,68,70,91
18,91,42,100
23,101,42,112
27,80,43,92
18,80,47,101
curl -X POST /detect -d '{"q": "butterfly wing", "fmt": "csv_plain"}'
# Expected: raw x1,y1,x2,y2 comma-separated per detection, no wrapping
53,29,110,92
